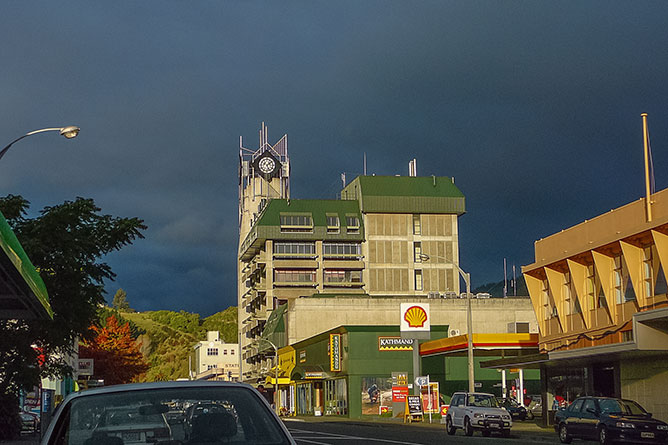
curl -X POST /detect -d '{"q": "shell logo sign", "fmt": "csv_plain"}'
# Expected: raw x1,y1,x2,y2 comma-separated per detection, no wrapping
400,303,430,333
404,306,427,328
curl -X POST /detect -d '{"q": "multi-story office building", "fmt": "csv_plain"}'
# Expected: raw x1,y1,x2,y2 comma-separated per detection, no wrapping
238,125,473,382
522,188,668,420
193,331,239,381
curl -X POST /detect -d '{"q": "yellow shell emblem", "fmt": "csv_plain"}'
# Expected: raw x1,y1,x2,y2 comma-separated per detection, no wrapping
404,305,427,328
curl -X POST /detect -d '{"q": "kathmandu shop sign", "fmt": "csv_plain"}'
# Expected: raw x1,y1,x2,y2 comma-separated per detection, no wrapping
330,334,341,372
379,337,413,351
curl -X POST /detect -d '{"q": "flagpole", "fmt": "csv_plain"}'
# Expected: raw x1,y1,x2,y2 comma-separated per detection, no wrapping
642,113,652,222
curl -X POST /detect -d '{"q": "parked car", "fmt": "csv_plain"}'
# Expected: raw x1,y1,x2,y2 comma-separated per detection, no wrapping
526,394,542,419
41,381,296,445
19,411,39,434
500,398,527,421
445,391,513,437
555,396,668,444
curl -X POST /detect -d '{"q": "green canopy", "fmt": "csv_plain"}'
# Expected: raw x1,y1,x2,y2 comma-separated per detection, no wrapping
0,211,52,319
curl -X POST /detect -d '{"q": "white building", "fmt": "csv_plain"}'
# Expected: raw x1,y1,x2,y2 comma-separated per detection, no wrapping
193,331,240,381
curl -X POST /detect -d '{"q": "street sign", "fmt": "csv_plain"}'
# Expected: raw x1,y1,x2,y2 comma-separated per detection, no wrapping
474,382,482,388
415,376,429,387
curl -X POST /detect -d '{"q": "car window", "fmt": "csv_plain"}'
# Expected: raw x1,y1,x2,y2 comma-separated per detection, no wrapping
620,400,648,416
570,399,584,413
582,399,596,414
49,386,291,445
599,399,622,414
467,394,499,408
451,395,463,407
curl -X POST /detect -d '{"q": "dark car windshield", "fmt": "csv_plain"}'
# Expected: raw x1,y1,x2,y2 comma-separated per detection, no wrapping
52,386,290,445
599,399,648,416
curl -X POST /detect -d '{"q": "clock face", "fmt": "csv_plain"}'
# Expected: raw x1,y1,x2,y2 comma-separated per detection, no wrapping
258,156,276,174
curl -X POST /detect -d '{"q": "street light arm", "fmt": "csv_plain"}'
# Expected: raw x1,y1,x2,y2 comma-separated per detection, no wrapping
0,126,80,161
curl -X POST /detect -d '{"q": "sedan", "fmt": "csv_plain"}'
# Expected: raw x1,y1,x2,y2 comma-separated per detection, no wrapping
41,381,296,445
555,396,668,444
499,398,528,421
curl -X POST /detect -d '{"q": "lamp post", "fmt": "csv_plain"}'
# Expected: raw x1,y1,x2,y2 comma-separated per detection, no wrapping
419,253,474,392
0,126,80,161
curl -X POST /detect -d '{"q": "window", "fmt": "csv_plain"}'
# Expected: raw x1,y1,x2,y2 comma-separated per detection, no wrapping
614,256,623,304
274,270,316,283
586,265,596,308
326,215,340,233
273,242,316,257
542,279,551,320
346,215,360,233
570,398,584,413
324,270,362,283
643,246,653,298
231,349,235,355
280,214,313,232
563,272,572,316
323,243,361,258
413,214,421,235
223,349,228,355
582,399,596,413
414,242,422,263
207,348,219,356
415,270,423,291
207,364,217,370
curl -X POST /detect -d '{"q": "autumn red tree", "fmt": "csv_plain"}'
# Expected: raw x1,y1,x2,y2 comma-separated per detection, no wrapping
79,315,148,385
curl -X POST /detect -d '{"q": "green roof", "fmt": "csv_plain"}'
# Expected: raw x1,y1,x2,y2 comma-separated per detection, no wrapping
256,199,361,227
0,211,52,319
340,175,466,215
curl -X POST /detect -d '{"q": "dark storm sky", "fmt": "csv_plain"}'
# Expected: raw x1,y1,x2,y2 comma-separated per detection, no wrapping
2,1,668,315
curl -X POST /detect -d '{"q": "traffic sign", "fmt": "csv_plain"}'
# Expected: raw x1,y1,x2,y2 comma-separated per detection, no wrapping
415,376,429,387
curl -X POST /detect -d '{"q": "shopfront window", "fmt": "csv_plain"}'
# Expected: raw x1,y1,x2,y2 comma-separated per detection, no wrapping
296,383,313,415
324,379,348,416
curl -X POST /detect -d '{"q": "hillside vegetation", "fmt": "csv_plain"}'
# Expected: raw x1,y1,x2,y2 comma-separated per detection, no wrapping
113,307,237,381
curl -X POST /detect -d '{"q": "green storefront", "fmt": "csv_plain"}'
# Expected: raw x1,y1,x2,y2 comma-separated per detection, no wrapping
289,325,540,418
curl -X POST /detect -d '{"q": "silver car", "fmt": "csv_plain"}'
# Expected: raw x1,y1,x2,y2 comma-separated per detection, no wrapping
41,381,296,445
445,391,513,437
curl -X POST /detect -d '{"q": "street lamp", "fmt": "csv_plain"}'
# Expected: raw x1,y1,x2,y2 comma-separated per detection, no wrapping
0,126,80,161
419,253,475,392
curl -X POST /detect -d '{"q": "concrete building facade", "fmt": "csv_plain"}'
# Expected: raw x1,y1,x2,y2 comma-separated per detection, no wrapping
193,331,239,381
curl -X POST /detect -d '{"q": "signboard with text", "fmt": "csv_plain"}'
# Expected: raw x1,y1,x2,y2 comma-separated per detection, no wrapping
378,337,413,351
329,334,341,372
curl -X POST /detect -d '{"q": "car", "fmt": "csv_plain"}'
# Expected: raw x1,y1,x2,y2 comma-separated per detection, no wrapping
499,398,528,421
41,381,296,445
445,391,513,437
555,396,668,444
20,411,39,434
526,394,542,419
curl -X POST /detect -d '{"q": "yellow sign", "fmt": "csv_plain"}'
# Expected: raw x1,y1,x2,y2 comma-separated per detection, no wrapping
330,334,341,372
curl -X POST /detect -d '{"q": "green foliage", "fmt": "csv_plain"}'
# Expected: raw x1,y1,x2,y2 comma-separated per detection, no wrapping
120,308,238,382
0,195,146,396
97,307,145,339
112,288,132,312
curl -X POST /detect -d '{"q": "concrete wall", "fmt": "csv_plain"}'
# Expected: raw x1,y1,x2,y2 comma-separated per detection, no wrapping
621,356,668,422
287,297,537,345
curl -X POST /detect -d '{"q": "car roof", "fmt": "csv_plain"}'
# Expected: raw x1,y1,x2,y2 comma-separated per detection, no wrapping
453,391,495,397
63,381,256,403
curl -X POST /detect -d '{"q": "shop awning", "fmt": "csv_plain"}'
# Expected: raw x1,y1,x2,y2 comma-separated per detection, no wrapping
291,365,331,381
0,211,52,319
420,333,539,357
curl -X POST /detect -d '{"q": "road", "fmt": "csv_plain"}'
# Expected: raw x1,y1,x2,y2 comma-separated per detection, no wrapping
284,418,599,445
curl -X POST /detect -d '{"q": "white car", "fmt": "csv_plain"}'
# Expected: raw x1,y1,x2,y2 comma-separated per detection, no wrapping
445,391,513,437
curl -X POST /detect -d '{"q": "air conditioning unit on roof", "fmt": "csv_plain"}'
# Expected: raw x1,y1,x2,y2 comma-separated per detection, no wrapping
449,329,460,337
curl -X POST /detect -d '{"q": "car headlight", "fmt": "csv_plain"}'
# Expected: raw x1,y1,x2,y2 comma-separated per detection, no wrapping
502,415,511,420
616,422,636,428
473,413,484,418
657,425,668,431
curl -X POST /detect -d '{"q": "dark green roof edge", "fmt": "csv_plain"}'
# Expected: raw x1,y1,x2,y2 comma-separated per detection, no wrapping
0,211,52,319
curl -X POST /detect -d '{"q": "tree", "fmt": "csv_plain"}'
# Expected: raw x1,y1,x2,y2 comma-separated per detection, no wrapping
0,195,145,438
79,315,149,385
112,288,132,312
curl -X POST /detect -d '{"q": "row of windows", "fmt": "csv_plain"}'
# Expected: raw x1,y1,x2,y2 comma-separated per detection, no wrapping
279,214,360,233
273,242,362,257
274,269,363,283
541,248,668,319
207,348,236,356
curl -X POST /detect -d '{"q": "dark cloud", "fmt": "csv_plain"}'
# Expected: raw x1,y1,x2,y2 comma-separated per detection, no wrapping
2,1,668,315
